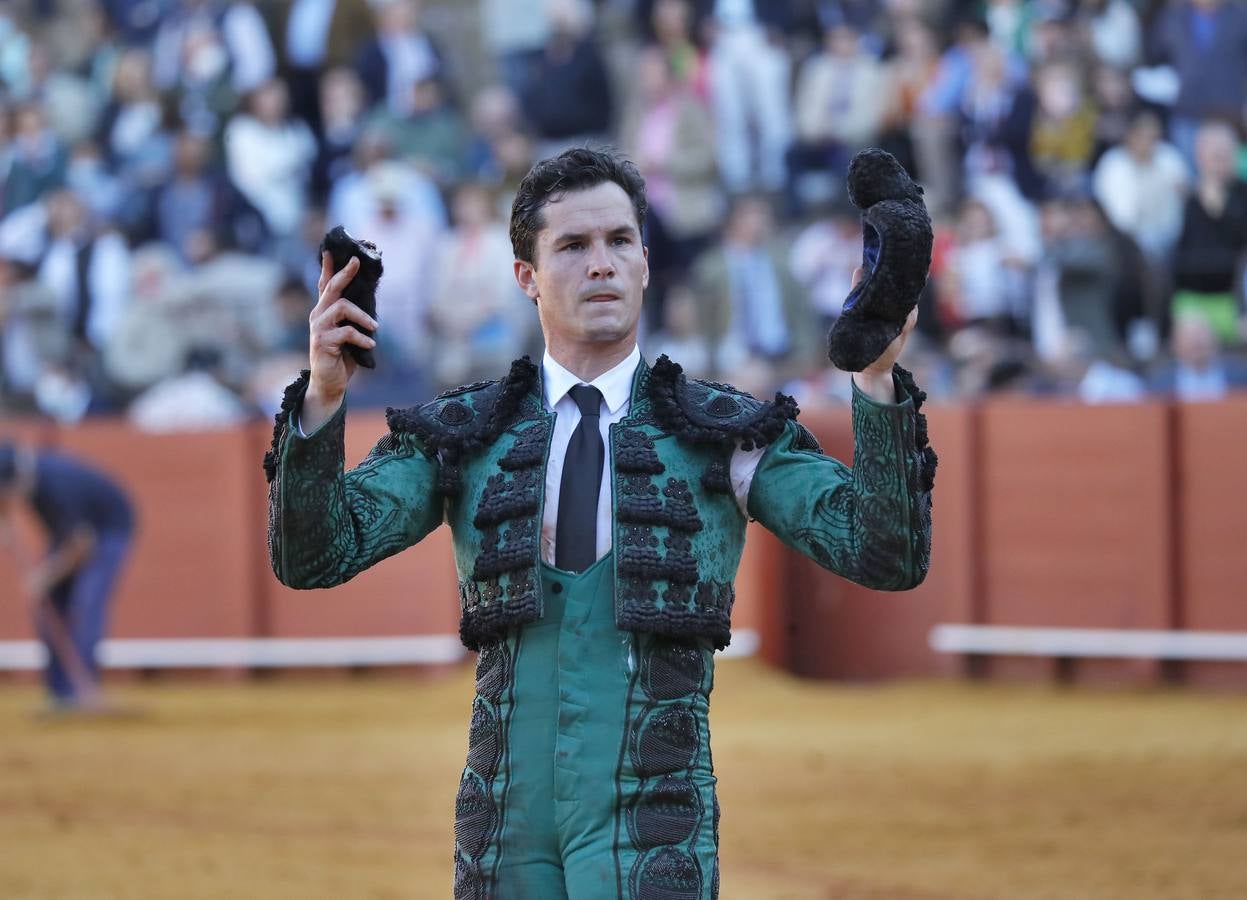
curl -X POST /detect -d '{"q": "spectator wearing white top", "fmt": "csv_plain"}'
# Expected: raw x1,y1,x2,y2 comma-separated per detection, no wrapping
224,78,317,239
707,0,792,193
1092,109,1189,263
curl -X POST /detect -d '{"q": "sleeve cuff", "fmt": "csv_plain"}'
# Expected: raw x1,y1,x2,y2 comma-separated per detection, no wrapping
850,370,913,410
291,394,346,441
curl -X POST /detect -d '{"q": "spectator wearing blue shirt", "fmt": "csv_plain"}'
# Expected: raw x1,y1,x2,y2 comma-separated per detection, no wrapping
0,441,134,711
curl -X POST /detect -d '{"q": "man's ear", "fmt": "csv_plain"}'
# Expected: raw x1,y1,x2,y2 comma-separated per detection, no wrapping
641,245,650,290
514,259,540,303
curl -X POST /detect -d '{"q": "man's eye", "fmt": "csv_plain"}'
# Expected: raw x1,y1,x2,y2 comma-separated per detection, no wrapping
564,242,583,251
612,236,631,246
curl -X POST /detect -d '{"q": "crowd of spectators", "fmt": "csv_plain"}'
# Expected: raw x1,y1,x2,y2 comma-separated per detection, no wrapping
2,0,1246,432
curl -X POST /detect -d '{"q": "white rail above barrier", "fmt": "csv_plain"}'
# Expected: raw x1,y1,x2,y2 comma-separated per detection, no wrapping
930,625,1247,661
0,629,760,670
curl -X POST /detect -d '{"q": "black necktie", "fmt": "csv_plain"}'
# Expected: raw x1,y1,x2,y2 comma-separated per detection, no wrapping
556,384,604,573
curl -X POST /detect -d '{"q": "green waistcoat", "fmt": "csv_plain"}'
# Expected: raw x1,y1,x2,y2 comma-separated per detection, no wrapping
263,355,936,650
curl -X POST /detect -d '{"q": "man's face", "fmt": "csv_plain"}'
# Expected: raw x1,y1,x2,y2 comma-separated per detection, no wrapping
515,182,649,351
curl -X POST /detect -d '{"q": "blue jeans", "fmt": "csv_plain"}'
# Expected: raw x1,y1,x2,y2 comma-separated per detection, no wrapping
40,530,131,703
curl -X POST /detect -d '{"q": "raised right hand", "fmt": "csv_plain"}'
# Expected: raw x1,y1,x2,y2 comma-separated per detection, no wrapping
304,251,377,429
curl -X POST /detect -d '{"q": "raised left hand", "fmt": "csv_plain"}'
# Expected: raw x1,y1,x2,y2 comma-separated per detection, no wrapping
848,267,918,401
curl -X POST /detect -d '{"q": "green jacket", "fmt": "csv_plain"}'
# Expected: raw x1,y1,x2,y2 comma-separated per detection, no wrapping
263,356,936,650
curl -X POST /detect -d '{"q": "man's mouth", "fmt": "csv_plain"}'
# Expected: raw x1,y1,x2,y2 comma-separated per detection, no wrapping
585,292,621,303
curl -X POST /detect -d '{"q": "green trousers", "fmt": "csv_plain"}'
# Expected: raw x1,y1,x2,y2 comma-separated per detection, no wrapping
454,553,720,899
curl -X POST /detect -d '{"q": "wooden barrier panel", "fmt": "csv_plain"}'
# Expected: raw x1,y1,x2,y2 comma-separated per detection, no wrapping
1177,396,1247,689
54,422,257,639
977,400,1174,685
776,403,976,680
258,414,462,639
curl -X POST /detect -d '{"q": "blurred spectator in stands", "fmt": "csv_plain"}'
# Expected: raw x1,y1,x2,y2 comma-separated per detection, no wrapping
101,244,193,396
311,66,367,203
274,205,330,298
521,0,613,157
182,237,284,362
1147,0,1247,167
35,188,131,369
354,0,444,114
151,0,276,135
0,2,32,96
283,0,341,134
0,254,68,405
1089,62,1140,163
707,0,793,194
4,102,67,213
480,0,549,97
646,278,715,378
21,28,103,147
427,182,531,390
878,16,941,181
1035,327,1147,403
984,0,1030,58
937,197,1028,337
1093,109,1189,264
224,77,316,240
1026,1,1082,65
691,194,817,385
1031,192,1123,365
64,140,126,225
271,276,316,355
1149,313,1247,400
622,46,721,330
1074,0,1142,70
464,82,522,186
918,16,992,215
155,128,263,264
958,37,1036,202
326,133,445,237
98,0,170,45
788,198,861,331
364,75,466,186
128,345,251,432
95,48,175,221
647,0,709,100
351,160,439,367
788,22,885,214
1028,60,1099,199
1170,119,1247,344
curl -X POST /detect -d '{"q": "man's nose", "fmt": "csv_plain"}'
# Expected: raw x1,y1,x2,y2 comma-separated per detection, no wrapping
587,242,615,278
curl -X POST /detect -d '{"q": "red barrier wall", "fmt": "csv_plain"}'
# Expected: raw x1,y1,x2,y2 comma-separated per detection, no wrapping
1176,396,1247,688
258,414,461,638
770,404,976,680
5,395,1247,687
976,400,1174,685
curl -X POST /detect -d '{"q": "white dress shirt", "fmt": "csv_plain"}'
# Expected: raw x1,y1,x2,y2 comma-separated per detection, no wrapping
540,346,765,567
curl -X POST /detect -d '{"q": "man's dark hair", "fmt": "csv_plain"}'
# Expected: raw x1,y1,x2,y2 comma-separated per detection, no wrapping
509,147,648,264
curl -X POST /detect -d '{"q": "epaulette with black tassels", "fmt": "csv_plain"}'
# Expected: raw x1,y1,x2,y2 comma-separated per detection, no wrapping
385,357,540,496
648,355,799,452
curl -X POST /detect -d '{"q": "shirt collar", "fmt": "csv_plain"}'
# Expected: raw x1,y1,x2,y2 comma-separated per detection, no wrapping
542,345,641,416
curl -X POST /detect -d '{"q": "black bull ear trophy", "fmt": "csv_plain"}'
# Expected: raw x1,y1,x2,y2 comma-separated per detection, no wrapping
826,148,934,373
320,225,384,369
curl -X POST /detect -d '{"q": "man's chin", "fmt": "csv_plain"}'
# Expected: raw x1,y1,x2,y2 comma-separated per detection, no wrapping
579,315,637,344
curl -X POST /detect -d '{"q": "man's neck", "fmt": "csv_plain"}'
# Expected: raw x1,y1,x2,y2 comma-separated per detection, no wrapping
545,340,637,383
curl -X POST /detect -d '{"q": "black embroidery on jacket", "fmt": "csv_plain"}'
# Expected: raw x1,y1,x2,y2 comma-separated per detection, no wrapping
262,369,310,483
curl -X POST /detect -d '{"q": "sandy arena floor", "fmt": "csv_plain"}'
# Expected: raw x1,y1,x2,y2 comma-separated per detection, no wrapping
2,660,1246,899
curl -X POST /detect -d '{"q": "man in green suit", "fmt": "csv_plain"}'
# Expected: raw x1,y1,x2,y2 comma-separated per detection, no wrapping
264,148,936,899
